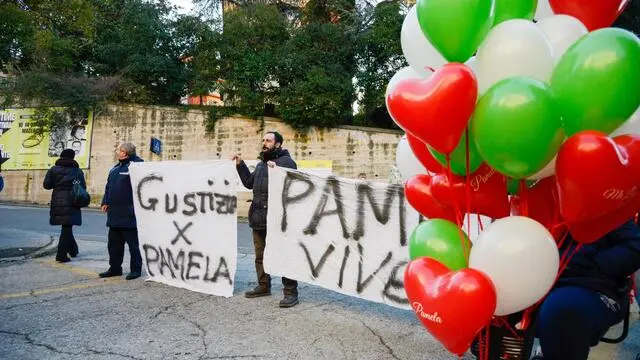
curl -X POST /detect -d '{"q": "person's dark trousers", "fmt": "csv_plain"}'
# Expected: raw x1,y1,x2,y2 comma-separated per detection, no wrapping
56,225,75,261
107,227,142,274
536,286,625,360
252,229,298,295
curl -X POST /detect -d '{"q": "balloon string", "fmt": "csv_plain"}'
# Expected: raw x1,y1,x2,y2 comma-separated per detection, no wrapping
482,324,491,360
445,155,470,260
477,213,484,232
464,127,472,238
518,179,529,217
557,242,582,281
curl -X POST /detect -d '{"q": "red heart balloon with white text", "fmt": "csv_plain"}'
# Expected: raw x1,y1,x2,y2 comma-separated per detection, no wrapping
556,131,640,224
404,257,496,356
557,132,640,243
386,63,477,154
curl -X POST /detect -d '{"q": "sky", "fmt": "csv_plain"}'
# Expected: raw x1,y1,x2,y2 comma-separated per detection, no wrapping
168,0,195,14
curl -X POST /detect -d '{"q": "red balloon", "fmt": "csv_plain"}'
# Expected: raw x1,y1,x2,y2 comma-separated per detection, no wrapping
510,176,567,240
549,0,628,31
560,133,640,243
405,175,458,222
430,164,510,219
386,63,477,154
556,131,640,223
406,133,443,173
404,257,497,356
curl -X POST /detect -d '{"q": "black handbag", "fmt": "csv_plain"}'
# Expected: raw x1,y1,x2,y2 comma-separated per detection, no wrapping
71,168,90,208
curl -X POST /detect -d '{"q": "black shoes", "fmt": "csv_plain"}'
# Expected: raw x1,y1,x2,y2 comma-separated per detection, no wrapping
99,269,122,278
125,272,141,280
279,295,299,308
244,286,271,298
56,257,71,263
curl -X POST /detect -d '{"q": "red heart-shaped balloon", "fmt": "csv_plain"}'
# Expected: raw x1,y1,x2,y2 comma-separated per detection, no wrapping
549,0,628,31
568,133,640,244
405,175,458,222
386,63,477,154
406,133,444,174
404,257,496,356
556,131,640,224
430,164,510,219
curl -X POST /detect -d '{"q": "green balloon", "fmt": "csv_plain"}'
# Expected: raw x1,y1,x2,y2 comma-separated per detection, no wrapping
551,28,640,136
416,0,494,63
409,219,471,271
494,0,536,26
471,77,565,179
428,131,483,176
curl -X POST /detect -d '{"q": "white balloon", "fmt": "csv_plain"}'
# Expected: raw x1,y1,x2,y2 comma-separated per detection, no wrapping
611,105,640,137
465,56,478,75
534,0,554,21
396,134,427,181
537,15,588,64
401,6,447,77
476,19,554,93
527,155,557,180
469,216,559,316
464,56,482,98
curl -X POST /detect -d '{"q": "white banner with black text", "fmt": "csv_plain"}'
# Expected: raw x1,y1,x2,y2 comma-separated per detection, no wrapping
265,167,419,310
129,160,238,297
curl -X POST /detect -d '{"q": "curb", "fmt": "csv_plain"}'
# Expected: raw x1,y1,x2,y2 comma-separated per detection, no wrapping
0,236,56,262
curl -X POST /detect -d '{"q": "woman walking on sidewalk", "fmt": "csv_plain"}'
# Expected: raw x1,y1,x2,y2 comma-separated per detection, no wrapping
43,148,86,262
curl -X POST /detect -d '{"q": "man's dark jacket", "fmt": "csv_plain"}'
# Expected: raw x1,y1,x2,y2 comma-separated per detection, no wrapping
43,158,86,226
101,155,143,228
236,148,296,229
557,220,640,302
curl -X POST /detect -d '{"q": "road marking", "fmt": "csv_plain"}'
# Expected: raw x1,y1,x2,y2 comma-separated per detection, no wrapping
0,278,123,299
0,260,123,300
36,259,102,278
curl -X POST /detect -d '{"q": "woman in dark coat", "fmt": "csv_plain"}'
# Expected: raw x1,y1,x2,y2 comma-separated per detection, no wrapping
43,148,86,262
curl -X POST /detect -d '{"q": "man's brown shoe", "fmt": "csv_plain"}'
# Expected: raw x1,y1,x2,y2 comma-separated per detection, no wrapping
244,286,271,298
279,295,299,308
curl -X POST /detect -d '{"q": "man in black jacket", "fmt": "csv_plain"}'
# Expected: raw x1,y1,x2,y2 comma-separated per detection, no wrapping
98,142,144,280
233,131,299,307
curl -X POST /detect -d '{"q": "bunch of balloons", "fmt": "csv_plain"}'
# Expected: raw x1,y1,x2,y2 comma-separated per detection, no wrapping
388,0,640,357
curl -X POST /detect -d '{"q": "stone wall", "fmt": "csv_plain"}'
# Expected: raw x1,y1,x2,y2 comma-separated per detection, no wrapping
0,104,403,214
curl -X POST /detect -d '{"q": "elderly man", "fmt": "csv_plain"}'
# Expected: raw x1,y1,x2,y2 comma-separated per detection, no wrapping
98,142,144,280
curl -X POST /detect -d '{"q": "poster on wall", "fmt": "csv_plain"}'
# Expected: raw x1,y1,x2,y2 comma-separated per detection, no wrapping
0,108,93,170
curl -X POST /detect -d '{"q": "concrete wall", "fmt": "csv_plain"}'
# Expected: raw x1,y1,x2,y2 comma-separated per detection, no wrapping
0,104,403,214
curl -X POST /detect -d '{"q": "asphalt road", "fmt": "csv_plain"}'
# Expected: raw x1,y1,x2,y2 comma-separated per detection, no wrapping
0,204,255,256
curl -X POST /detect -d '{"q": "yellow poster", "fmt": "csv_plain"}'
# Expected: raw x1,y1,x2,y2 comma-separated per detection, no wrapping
0,108,93,170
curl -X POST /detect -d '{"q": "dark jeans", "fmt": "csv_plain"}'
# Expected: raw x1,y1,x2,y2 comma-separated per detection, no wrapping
253,229,298,296
107,227,142,274
56,225,78,260
537,286,625,360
